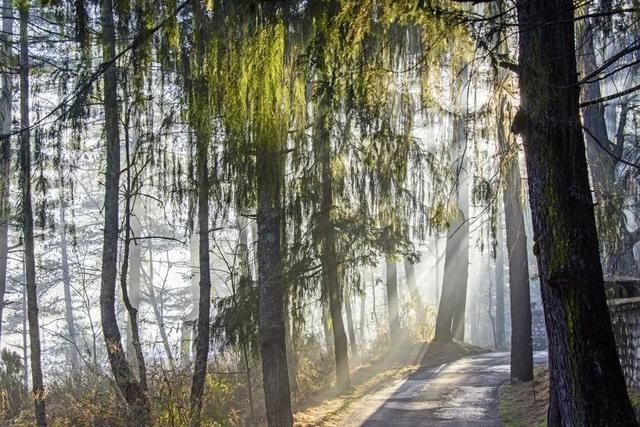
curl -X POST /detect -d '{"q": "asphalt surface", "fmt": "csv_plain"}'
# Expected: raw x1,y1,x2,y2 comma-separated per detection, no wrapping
342,351,547,426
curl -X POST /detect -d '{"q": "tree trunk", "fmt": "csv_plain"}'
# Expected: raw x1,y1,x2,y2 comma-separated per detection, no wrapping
385,257,400,344
434,237,440,307
515,0,636,423
450,111,469,342
98,0,149,421
498,96,533,382
434,99,470,343
60,194,79,373
322,304,334,353
257,144,293,426
0,0,11,348
283,294,298,397
119,192,147,393
320,152,350,390
344,284,358,358
189,99,212,427
237,218,256,423
186,7,213,423
434,208,469,342
120,111,148,393
279,180,298,398
182,228,199,365
358,275,366,343
19,6,47,425
404,257,425,326
123,109,147,383
22,265,28,394
576,19,637,277
141,249,175,369
495,207,506,350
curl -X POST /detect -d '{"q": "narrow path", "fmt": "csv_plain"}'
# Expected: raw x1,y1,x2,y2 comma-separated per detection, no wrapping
342,351,547,426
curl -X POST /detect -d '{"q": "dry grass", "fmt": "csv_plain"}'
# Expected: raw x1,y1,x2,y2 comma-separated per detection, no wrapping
498,366,549,427
499,366,640,426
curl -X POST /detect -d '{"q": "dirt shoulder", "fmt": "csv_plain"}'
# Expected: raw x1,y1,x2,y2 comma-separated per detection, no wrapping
498,366,640,426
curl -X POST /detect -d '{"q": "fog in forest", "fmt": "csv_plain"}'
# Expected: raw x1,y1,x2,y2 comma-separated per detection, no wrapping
0,0,638,425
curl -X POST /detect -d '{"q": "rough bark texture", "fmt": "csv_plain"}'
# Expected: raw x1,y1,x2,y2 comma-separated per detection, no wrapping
19,7,47,425
515,0,636,423
498,96,533,382
0,0,12,348
257,146,293,426
99,0,149,422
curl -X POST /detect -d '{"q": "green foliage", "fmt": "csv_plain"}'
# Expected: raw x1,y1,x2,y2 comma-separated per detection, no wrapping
212,275,259,357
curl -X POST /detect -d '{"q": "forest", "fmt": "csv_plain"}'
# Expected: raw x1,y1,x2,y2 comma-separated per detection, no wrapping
0,0,638,425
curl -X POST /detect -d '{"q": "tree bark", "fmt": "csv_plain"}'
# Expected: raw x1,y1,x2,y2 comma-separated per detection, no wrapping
257,146,293,426
322,303,334,353
19,5,47,425
188,135,211,424
119,186,147,393
320,144,350,390
283,294,298,397
21,265,28,394
434,208,469,342
181,228,199,365
0,0,11,348
434,97,469,343
499,100,533,382
515,0,636,423
404,256,426,327
98,0,149,422
59,193,79,374
123,115,146,387
494,207,506,350
185,7,213,423
237,217,256,423
358,274,366,343
385,257,400,344
19,4,47,426
450,112,469,343
344,284,358,358
434,237,440,307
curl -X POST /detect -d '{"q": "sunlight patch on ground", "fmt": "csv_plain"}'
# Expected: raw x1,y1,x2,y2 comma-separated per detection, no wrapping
293,340,486,426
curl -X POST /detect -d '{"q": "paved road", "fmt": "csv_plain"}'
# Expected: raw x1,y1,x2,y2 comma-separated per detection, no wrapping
342,351,547,426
